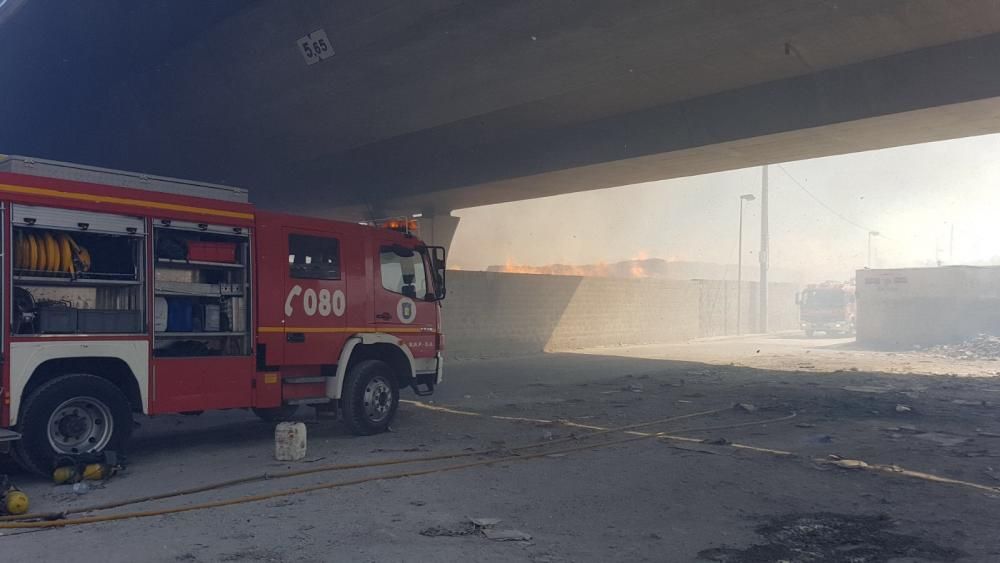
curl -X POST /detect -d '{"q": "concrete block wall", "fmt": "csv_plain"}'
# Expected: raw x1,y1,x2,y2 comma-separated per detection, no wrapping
443,271,799,359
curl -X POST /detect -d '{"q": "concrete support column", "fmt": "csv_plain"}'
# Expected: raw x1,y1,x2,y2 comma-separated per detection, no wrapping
421,212,461,252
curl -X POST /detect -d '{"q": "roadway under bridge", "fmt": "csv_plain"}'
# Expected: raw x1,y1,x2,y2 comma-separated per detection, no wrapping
4,1,1000,241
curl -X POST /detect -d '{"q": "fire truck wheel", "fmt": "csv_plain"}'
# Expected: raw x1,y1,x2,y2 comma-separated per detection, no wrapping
252,405,300,423
342,360,399,436
12,374,133,476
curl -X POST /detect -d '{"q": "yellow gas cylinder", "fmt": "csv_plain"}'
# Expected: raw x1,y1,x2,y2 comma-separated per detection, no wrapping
3,488,28,515
53,465,78,484
82,464,105,481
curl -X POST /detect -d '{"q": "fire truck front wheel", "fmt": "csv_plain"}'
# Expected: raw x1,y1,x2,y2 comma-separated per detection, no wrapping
13,374,133,476
342,360,399,436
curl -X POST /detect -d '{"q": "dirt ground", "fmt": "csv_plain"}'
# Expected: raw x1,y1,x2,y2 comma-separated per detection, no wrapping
3,333,1000,562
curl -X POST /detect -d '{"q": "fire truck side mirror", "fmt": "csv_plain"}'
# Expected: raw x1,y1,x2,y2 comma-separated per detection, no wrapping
429,246,446,301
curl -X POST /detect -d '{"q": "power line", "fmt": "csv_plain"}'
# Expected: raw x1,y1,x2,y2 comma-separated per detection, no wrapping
775,164,888,239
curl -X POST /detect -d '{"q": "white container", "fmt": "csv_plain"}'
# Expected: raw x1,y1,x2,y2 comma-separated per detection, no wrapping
274,421,307,461
153,297,168,332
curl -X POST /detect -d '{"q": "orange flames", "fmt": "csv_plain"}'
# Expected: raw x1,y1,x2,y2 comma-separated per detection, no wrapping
629,250,649,278
497,252,652,279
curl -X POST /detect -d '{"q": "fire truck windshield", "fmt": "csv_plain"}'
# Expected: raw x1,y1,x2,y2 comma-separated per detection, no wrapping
380,246,430,299
803,289,846,308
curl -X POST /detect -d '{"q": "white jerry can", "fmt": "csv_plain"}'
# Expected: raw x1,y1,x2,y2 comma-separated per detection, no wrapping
274,421,307,461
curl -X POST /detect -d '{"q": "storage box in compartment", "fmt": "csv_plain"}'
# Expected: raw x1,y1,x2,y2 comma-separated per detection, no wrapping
154,268,197,283
156,281,222,296
38,306,78,333
194,304,221,332
187,241,237,263
77,310,142,333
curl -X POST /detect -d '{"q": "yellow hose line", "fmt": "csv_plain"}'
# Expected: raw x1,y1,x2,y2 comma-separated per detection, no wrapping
0,411,747,529
2,407,730,524
413,400,1000,493
814,458,1000,494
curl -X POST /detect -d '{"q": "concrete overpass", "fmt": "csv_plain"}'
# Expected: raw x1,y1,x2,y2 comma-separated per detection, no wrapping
4,1,1000,244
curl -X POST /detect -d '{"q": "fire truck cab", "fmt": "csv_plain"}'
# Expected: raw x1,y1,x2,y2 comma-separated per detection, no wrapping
0,155,445,475
797,281,855,337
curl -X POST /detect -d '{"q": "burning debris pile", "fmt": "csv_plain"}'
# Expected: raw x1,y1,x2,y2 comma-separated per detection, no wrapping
921,334,1000,360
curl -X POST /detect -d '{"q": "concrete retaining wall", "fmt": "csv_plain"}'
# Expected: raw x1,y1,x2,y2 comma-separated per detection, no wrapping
443,271,799,359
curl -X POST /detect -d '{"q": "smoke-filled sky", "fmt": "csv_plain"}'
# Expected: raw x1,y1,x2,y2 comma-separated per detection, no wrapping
449,133,1000,282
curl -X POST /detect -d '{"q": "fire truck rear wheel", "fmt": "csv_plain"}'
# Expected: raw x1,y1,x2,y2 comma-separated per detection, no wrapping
342,360,399,436
12,374,133,476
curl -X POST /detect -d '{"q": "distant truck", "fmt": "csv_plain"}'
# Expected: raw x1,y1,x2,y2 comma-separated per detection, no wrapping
797,282,856,337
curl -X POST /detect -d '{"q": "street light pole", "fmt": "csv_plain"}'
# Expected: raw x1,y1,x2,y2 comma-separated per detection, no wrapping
867,231,880,268
736,193,756,335
759,165,769,334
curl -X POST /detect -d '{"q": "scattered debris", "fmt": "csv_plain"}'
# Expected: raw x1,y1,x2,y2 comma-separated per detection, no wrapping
843,385,893,394
977,430,1000,438
419,523,477,537
924,334,1000,360
830,458,870,470
914,432,970,447
895,404,912,413
482,528,533,542
409,500,426,507
795,423,816,428
702,437,732,446
951,399,989,406
697,512,964,562
625,383,644,393
734,403,758,413
421,517,531,542
984,467,1000,482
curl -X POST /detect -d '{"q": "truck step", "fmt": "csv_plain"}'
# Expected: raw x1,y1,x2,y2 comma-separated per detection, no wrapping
287,397,332,405
0,429,21,443
283,376,328,384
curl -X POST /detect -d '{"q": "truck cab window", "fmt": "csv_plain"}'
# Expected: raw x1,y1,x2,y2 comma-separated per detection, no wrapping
289,234,340,280
380,247,428,299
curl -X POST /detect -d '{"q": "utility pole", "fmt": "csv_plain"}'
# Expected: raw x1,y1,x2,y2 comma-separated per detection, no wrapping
867,231,880,268
736,193,755,335
949,223,954,264
759,165,769,334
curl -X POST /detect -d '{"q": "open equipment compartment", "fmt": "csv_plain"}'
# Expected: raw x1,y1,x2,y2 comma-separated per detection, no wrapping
11,204,146,335
152,219,251,357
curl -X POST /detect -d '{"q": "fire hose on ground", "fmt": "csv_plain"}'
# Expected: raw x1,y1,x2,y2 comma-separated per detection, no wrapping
0,407,799,529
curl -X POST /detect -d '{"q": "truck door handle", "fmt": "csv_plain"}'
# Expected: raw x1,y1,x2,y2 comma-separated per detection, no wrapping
376,313,392,321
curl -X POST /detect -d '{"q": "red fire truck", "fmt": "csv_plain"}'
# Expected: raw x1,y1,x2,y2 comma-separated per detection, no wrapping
797,281,856,337
0,155,446,474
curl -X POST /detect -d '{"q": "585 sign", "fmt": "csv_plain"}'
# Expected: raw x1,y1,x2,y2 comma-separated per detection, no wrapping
297,29,334,65
285,285,346,318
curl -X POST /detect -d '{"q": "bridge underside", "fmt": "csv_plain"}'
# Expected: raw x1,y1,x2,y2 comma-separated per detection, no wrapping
3,1,1000,217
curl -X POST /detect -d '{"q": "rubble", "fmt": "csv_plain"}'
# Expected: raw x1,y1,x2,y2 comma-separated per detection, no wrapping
923,334,1000,360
